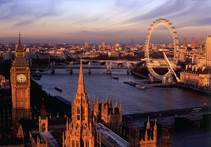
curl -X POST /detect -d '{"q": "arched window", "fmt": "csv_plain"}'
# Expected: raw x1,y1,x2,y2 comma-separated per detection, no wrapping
77,107,80,120
42,123,46,132
76,141,79,147
86,141,89,147
82,106,85,120
72,140,75,147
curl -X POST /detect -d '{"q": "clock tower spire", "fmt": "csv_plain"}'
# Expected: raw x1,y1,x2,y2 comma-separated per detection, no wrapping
10,33,31,121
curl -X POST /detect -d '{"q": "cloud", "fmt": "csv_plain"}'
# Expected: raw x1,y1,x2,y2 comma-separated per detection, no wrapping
0,0,62,26
13,19,34,27
178,16,211,28
114,0,142,10
127,0,210,24
127,0,187,22
0,0,211,41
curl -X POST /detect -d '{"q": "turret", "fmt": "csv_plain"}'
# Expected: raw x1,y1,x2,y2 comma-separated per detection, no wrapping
140,117,158,147
109,97,112,107
146,116,151,130
17,124,24,139
153,119,157,143
38,98,48,133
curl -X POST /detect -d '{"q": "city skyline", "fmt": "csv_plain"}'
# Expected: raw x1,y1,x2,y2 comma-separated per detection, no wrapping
0,1,211,146
0,0,211,43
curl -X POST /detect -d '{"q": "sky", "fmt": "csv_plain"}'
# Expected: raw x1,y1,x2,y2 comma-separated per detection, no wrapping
0,0,211,43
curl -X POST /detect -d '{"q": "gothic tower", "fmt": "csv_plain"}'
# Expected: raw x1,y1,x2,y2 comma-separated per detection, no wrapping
10,33,31,125
99,98,122,133
39,98,48,133
63,60,95,147
139,117,157,147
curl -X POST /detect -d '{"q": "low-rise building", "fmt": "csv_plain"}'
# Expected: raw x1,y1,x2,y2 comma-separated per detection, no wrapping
180,65,210,88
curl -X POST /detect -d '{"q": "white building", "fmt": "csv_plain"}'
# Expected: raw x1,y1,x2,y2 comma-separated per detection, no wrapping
206,36,211,88
206,35,211,68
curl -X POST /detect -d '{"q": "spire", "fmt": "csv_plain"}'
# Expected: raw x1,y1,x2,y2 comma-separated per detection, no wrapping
119,98,122,113
66,118,69,130
17,124,24,138
106,97,109,104
18,32,21,45
110,97,112,107
17,32,23,51
115,99,118,107
75,59,87,99
153,119,157,140
144,128,148,141
146,116,150,130
154,119,157,129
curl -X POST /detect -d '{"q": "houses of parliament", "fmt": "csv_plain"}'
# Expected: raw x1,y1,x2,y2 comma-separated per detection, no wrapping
0,34,164,147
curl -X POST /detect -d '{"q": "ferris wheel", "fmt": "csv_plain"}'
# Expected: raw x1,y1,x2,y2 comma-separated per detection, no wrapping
144,18,179,81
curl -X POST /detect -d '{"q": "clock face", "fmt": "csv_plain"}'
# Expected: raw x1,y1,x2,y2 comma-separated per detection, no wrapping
16,74,27,83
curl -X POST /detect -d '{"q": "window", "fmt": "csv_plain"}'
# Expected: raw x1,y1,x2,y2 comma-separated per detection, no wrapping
76,141,79,147
42,124,46,132
72,140,75,147
82,107,85,120
86,141,89,147
77,107,80,120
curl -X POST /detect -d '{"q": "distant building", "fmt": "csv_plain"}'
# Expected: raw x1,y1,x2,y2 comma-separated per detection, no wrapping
180,36,211,89
182,37,188,48
191,37,197,49
206,35,211,68
206,35,211,88
180,65,210,88
0,75,9,89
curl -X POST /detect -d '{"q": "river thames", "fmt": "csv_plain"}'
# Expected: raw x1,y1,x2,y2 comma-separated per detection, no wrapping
35,66,210,115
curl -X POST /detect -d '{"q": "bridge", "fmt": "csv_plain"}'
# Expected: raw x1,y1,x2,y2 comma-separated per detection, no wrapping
31,18,181,83
82,59,139,64
31,59,138,75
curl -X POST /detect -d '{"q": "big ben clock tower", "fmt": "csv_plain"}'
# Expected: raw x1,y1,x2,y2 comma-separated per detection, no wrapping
10,33,31,120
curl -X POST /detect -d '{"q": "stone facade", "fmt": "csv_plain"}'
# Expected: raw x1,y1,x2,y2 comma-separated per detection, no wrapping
62,60,95,147
10,34,31,111
93,98,122,133
10,34,31,133
180,65,210,88
139,117,157,147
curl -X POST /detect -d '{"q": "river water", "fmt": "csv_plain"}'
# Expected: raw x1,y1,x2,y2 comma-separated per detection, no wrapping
35,66,210,115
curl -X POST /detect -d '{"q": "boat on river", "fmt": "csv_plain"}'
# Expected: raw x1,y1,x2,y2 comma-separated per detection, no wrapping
54,87,63,92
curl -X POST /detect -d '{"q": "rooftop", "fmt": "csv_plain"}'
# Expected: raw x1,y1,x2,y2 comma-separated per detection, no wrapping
96,123,129,147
